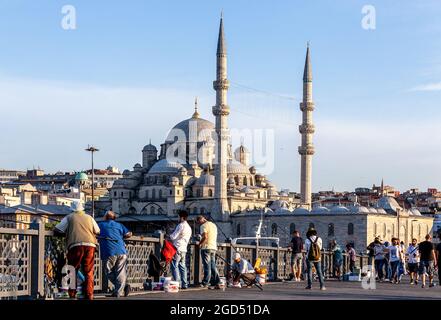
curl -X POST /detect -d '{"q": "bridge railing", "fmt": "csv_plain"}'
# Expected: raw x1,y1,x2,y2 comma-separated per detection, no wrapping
0,224,368,299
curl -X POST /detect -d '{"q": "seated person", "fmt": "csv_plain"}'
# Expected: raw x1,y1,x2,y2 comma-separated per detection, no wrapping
228,253,256,287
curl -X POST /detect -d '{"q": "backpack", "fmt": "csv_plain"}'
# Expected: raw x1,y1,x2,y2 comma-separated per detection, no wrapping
308,237,321,261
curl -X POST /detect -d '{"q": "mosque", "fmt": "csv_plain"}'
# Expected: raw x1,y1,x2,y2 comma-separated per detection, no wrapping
110,16,434,252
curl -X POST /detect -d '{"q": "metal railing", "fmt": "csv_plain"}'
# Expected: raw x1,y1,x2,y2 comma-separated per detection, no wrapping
0,224,368,299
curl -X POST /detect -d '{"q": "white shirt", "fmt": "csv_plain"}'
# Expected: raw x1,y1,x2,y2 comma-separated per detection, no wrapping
304,235,322,256
407,245,420,264
170,221,192,253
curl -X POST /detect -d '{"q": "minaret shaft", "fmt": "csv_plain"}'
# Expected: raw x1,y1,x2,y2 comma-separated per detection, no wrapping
298,45,315,209
212,16,230,220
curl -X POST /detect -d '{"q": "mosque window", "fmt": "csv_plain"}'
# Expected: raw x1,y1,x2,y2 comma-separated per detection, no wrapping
328,223,334,237
373,223,377,237
208,189,213,197
243,177,247,186
237,224,241,236
348,223,354,235
114,191,117,197
193,207,198,214
200,207,205,214
152,189,156,199
257,192,261,199
121,192,124,197
150,206,156,214
271,223,278,236
197,189,202,198
159,189,162,199
289,223,296,234
235,176,239,185
383,223,387,238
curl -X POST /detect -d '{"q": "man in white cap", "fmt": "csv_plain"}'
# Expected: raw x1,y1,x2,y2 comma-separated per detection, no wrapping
55,201,100,300
230,252,256,287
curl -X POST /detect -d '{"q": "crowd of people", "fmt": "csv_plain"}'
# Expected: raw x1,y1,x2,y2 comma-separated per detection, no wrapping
53,202,441,299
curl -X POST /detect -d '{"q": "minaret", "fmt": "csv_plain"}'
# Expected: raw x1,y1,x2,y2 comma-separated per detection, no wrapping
298,43,315,209
212,14,230,220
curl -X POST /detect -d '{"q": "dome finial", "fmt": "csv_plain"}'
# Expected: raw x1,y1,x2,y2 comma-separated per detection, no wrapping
192,96,200,118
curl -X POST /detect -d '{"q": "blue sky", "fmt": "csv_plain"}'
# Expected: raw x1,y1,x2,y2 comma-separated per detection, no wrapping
0,0,440,192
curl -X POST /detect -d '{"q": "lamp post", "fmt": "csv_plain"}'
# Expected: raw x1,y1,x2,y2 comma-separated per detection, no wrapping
85,145,99,218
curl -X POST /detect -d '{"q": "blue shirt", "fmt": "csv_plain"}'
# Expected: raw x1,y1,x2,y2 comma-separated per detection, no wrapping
98,220,129,260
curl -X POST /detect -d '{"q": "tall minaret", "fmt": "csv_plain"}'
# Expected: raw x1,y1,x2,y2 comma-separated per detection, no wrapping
212,14,230,220
298,43,315,209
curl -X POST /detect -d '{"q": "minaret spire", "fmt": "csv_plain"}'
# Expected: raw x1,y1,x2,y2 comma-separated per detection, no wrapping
298,43,315,209
192,96,200,118
212,13,231,220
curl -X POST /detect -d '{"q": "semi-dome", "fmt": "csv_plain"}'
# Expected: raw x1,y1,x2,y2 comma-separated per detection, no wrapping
195,174,215,186
376,196,402,213
293,207,310,214
330,206,350,214
227,161,251,175
311,206,330,214
75,172,88,181
148,159,183,174
165,116,214,143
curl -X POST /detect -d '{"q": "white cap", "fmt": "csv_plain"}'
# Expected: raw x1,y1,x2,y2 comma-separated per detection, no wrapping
233,252,241,260
71,201,84,212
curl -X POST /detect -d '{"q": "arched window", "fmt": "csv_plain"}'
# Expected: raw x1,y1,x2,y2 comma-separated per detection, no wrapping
289,223,296,234
373,223,377,237
236,224,241,236
271,223,278,236
348,223,354,235
234,176,239,185
150,206,156,214
257,192,261,199
159,189,162,199
328,223,334,237
193,207,197,214
200,207,205,214
152,189,156,199
208,189,213,197
128,207,136,215
197,189,202,198
243,177,247,186
383,223,387,238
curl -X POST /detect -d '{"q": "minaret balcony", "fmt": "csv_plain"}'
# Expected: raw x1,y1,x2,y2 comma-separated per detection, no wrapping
300,102,315,112
298,145,315,155
212,104,230,116
298,124,315,134
213,79,230,90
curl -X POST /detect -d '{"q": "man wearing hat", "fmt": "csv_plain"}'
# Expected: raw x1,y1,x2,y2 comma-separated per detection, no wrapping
170,209,192,289
98,210,132,297
55,201,100,300
230,252,256,287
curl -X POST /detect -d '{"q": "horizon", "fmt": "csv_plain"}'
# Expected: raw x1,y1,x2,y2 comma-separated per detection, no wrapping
1,1,441,193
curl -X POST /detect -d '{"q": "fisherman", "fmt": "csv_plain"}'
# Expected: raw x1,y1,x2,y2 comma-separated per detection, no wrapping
196,215,220,289
98,210,132,297
229,252,256,287
54,202,100,300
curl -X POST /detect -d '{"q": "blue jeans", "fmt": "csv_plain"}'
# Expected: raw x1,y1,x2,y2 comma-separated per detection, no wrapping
374,259,385,280
171,251,188,288
201,249,220,286
390,260,400,280
306,259,325,288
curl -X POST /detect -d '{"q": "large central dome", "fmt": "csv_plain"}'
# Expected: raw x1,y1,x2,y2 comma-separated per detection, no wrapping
165,114,214,143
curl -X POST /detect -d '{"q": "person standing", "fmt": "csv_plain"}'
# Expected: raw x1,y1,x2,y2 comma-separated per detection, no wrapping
346,244,356,273
54,202,100,300
383,241,392,281
406,238,420,285
97,211,132,298
288,230,304,281
304,228,326,290
418,234,437,288
386,238,402,284
435,234,441,286
367,239,376,267
331,240,343,280
196,215,220,289
373,238,386,282
169,210,192,289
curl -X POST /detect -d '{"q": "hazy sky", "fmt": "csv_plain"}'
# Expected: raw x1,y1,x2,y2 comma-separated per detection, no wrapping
0,0,440,193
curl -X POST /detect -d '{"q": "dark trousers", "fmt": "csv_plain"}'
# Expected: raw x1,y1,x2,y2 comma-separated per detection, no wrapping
228,271,256,286
375,259,385,280
66,246,95,300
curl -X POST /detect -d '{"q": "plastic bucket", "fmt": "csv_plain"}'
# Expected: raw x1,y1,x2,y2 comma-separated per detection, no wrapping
164,281,180,293
256,274,266,285
218,277,226,291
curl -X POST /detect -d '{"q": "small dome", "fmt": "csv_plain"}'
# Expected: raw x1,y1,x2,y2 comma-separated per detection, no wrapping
148,159,183,174
75,172,88,181
279,191,289,197
143,143,157,152
270,200,289,210
195,174,215,186
249,166,257,174
293,207,310,214
311,206,330,214
330,206,350,214
349,205,370,214
241,186,255,194
134,163,142,169
411,208,422,216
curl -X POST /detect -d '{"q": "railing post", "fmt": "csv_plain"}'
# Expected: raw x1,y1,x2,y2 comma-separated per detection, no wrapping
274,247,280,281
30,222,45,299
193,243,201,285
225,242,232,275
